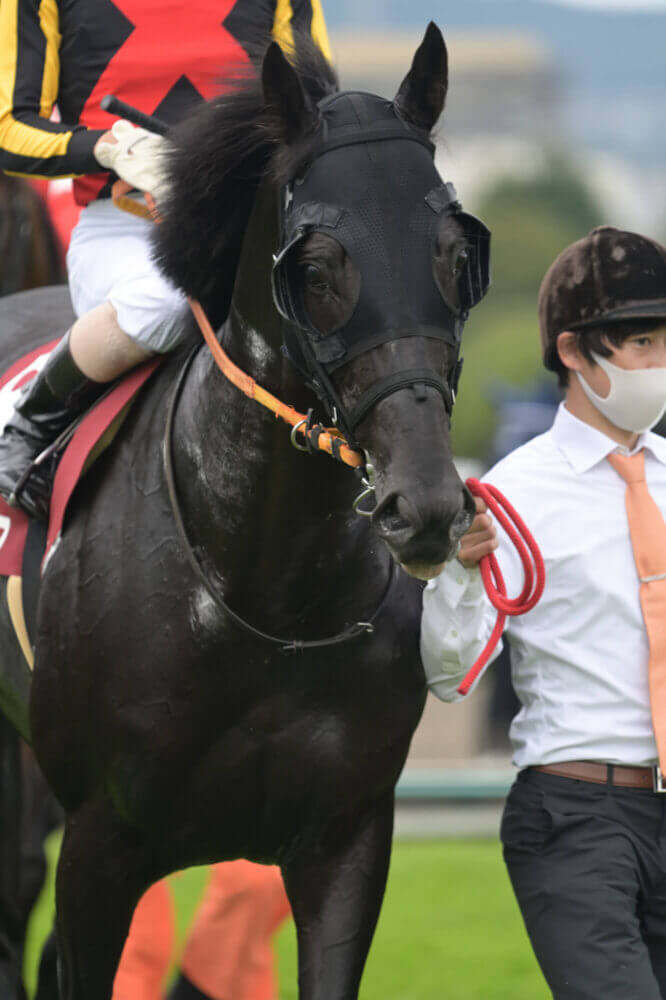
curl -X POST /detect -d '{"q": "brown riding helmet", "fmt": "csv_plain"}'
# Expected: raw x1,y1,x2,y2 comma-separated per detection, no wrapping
538,226,666,371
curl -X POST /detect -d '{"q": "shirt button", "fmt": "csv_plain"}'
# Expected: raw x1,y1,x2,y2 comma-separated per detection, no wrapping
451,629,458,638
456,576,464,585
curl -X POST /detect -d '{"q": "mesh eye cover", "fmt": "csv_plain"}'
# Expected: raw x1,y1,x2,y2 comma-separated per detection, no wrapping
273,149,459,346
426,185,491,313
271,93,491,367
274,231,361,339
455,211,491,312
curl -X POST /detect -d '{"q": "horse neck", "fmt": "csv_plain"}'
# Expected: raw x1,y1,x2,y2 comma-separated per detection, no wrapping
172,183,388,627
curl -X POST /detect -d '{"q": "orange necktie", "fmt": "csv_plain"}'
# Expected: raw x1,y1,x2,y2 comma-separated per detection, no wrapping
608,449,666,770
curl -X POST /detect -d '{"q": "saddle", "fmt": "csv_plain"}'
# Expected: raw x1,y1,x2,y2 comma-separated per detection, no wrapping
0,342,161,665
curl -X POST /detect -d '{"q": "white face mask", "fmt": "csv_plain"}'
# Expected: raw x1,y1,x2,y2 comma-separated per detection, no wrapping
576,351,666,433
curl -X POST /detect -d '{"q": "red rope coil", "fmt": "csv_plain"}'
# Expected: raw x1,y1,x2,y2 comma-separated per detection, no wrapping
456,477,546,696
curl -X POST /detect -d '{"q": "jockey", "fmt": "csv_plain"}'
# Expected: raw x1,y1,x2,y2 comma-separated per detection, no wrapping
0,0,330,520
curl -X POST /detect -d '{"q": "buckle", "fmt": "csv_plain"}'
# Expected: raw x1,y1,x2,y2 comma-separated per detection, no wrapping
652,765,666,793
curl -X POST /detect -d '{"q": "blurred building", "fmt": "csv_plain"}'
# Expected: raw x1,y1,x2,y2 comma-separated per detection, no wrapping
331,30,560,207
331,27,665,239
331,29,559,136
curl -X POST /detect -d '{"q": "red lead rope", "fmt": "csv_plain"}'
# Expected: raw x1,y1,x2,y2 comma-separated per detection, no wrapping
456,477,546,696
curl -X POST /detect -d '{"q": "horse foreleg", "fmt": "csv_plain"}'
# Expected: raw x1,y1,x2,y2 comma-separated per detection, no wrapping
282,792,394,1000
53,800,159,1000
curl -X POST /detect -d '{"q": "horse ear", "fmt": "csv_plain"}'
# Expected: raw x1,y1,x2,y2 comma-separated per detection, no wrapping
394,22,448,133
262,41,317,144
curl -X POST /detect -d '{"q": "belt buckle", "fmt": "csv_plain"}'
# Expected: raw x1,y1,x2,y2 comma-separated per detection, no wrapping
652,765,666,793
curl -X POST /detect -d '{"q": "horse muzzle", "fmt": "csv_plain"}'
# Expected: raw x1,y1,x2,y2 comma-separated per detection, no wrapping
371,482,475,579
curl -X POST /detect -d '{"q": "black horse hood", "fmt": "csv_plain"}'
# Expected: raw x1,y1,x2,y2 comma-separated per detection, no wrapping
272,91,489,371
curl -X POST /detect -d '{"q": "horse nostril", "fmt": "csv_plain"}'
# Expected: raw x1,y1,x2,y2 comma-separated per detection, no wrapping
373,494,412,536
451,484,476,542
462,484,476,525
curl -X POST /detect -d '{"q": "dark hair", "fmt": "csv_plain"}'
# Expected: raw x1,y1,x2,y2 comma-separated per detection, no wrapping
547,318,665,388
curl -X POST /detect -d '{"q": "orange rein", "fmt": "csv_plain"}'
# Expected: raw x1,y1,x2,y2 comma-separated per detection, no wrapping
188,299,364,468
112,181,364,469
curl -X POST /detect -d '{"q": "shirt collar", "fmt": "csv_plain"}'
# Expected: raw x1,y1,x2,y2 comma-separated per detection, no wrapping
550,402,666,474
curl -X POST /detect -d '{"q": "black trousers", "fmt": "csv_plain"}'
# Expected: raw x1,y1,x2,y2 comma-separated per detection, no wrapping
501,768,666,1000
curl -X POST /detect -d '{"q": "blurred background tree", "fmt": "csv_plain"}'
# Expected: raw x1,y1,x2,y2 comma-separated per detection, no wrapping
480,152,603,296
450,151,604,459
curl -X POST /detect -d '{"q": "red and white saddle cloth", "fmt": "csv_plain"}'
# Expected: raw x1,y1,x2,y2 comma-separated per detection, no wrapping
0,342,160,665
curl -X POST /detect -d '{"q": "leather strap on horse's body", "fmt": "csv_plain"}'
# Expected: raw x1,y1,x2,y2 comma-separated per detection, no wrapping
188,299,364,469
111,179,364,469
163,344,397,652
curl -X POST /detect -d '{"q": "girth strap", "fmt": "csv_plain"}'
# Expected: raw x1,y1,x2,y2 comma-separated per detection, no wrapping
347,369,453,432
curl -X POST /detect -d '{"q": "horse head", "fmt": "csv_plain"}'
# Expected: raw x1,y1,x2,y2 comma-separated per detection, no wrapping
155,23,488,581
263,25,487,578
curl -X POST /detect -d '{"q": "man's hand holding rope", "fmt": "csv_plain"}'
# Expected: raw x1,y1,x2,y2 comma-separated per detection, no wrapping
457,495,499,569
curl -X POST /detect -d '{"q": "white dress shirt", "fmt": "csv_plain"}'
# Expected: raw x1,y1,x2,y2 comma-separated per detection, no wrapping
421,403,666,769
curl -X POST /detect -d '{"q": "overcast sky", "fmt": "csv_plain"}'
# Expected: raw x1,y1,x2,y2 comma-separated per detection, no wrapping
542,0,666,8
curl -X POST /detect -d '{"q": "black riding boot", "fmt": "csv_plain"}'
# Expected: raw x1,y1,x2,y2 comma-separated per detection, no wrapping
0,332,105,520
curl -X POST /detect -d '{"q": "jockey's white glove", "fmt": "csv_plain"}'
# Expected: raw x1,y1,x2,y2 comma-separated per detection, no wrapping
94,119,171,205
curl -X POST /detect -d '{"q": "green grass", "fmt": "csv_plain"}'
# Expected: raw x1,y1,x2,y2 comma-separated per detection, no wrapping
25,836,547,999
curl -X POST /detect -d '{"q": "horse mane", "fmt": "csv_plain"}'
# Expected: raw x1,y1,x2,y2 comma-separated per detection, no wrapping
152,36,338,325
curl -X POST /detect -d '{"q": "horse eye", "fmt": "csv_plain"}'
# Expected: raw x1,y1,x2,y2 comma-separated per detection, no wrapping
453,249,469,276
304,264,329,293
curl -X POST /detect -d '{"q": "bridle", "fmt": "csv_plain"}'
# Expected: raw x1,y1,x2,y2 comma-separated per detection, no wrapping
176,92,491,529
162,341,400,652
110,92,497,652
106,92,543,673
108,91,491,486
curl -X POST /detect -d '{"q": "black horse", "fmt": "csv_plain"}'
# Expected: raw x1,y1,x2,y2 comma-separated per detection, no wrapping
0,25,487,999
